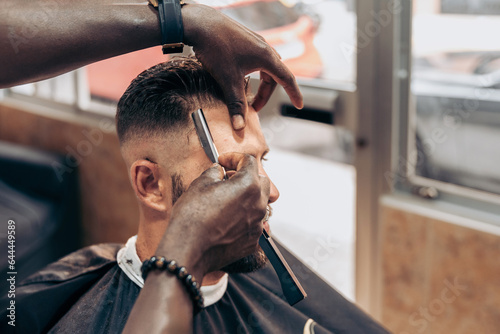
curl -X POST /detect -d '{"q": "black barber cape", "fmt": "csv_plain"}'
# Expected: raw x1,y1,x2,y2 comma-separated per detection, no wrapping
1,242,389,333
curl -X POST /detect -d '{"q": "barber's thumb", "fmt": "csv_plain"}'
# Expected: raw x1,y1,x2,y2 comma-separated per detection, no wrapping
194,163,225,187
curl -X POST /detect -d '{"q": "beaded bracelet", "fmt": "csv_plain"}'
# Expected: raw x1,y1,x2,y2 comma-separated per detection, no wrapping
141,256,204,311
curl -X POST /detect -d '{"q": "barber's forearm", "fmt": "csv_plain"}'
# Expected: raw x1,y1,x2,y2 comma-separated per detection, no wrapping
123,232,207,334
0,0,160,88
123,271,194,334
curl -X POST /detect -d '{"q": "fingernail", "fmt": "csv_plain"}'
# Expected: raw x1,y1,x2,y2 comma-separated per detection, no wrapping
232,115,245,130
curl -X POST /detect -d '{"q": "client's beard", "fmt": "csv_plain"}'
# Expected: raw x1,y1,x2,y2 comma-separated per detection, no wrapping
220,247,268,274
172,173,269,274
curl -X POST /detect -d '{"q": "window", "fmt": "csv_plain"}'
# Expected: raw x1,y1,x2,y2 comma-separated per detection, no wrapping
396,0,500,204
84,0,357,105
5,1,357,106
186,0,356,84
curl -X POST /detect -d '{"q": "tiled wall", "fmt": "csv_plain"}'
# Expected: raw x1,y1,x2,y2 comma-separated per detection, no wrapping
380,202,500,333
0,103,139,245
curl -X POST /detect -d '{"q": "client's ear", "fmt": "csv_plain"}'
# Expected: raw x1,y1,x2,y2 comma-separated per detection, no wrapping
130,159,168,212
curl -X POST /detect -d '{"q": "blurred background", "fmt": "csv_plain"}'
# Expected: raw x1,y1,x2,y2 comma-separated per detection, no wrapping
1,1,500,333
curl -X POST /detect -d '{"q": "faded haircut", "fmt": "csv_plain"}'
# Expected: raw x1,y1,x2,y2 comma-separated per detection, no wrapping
116,56,226,145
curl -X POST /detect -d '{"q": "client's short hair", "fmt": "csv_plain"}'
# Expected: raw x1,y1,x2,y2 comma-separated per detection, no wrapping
116,56,225,145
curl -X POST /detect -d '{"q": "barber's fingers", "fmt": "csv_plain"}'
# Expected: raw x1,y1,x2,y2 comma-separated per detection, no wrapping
189,163,225,189
219,152,270,207
221,56,303,124
219,77,249,131
252,45,280,112
252,71,278,112
191,153,265,194
259,57,303,110
218,152,257,173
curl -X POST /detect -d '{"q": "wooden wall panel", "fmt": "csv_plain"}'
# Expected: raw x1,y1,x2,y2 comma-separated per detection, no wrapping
380,204,500,333
0,103,139,245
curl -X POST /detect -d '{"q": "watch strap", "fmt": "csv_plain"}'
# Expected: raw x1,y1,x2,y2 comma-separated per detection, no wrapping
151,0,185,54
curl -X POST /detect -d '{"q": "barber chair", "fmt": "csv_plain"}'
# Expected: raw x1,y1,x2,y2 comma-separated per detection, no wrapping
0,141,81,293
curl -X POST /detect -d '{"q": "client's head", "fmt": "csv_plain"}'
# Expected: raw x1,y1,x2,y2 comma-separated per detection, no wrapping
116,56,279,274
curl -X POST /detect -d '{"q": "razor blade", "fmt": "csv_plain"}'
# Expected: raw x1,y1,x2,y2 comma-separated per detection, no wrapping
190,108,306,305
191,109,227,180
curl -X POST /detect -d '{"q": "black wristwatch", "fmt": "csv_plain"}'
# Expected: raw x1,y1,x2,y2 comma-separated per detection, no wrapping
149,0,185,54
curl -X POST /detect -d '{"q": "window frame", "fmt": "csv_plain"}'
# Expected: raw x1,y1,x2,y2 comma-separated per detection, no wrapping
393,1,500,208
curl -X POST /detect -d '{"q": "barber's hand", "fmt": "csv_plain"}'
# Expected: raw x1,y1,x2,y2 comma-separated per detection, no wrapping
156,152,270,278
182,4,303,130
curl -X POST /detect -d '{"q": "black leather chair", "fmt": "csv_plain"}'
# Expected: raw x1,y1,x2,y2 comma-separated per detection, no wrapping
0,141,82,292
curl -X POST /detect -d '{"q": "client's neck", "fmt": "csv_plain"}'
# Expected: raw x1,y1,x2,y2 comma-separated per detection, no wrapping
201,271,226,286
